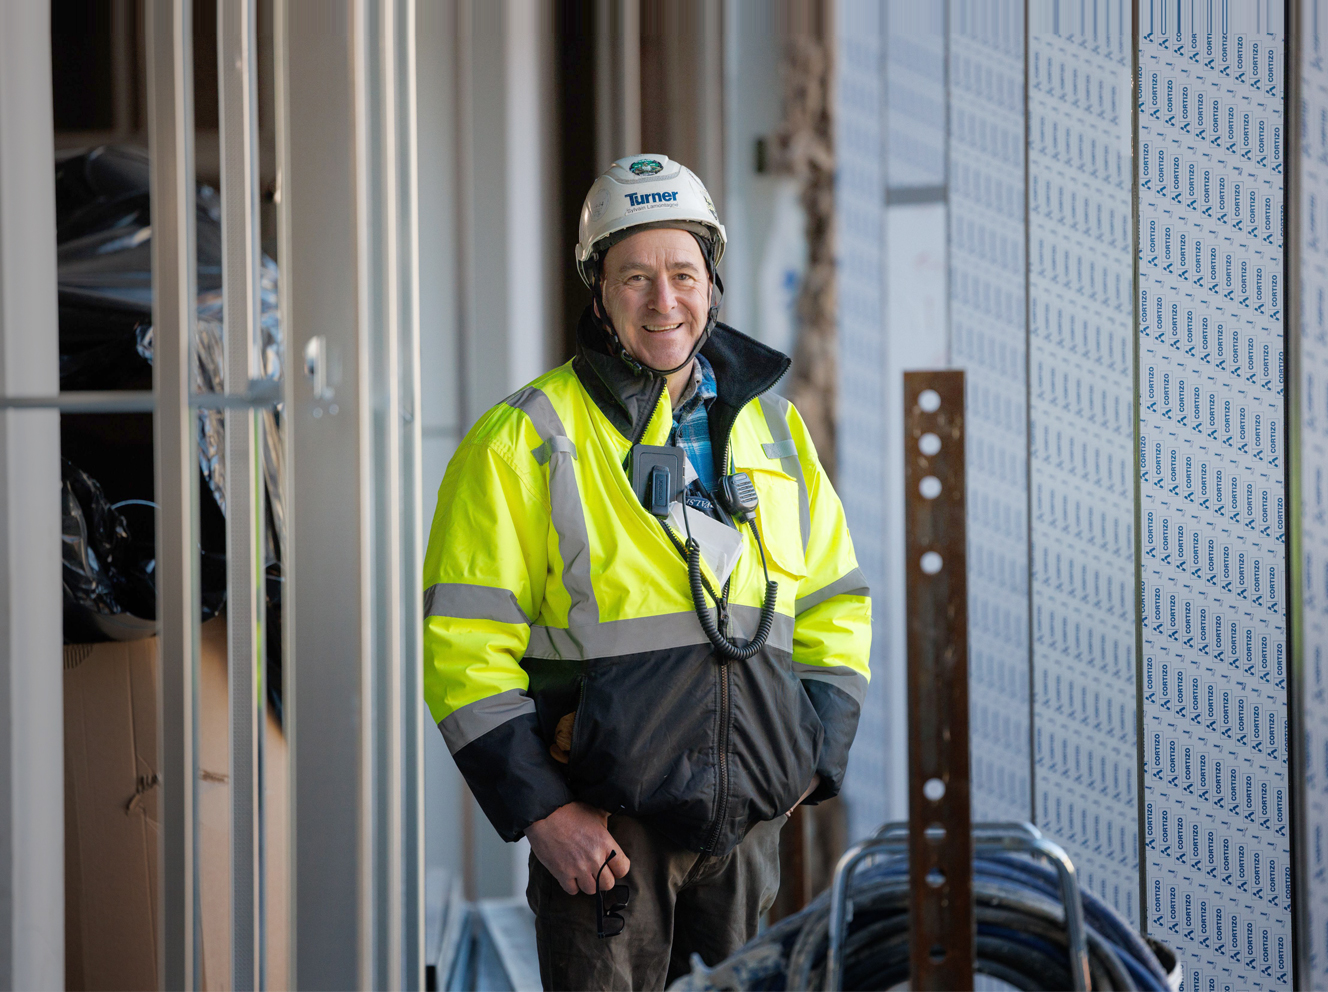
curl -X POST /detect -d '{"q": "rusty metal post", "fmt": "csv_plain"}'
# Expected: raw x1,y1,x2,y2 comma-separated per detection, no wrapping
903,370,974,990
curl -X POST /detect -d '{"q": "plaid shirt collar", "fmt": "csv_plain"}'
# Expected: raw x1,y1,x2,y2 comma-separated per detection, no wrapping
673,354,717,421
671,355,719,497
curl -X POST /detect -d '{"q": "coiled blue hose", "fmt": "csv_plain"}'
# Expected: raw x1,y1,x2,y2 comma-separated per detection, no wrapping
669,853,1178,991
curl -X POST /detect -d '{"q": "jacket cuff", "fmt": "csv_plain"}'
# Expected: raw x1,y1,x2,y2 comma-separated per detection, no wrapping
799,678,861,804
448,712,575,840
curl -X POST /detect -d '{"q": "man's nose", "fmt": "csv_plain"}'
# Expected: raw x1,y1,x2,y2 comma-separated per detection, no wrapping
647,276,676,312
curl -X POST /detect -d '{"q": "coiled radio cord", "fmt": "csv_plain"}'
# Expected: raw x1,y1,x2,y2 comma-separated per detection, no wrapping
674,498,779,662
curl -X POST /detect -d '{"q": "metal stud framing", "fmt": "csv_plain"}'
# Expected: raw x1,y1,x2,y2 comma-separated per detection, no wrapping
146,0,202,987
276,0,421,985
218,0,266,986
0,2,64,986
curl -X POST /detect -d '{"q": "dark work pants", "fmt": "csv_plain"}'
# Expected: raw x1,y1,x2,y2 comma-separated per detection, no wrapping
526,813,786,991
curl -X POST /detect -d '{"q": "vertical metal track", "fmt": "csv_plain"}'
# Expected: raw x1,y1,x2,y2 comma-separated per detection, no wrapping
0,2,64,986
276,0,420,984
1021,0,1035,828
1285,0,1308,986
146,0,201,987
218,0,265,987
362,0,406,985
1130,0,1148,936
904,369,974,991
277,0,367,983
396,0,427,983
451,0,480,903
352,6,379,984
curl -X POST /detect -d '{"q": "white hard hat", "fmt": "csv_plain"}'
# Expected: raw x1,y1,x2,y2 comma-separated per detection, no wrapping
575,154,727,288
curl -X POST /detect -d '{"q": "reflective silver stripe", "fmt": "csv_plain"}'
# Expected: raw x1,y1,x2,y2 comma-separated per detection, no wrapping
758,394,811,552
525,608,795,661
731,604,794,653
794,566,870,616
423,582,532,624
532,435,578,465
762,438,797,459
793,662,869,706
438,687,536,754
506,387,599,627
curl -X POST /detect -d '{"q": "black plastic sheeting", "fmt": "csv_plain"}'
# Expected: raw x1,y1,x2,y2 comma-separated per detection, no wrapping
57,144,284,720
62,457,175,643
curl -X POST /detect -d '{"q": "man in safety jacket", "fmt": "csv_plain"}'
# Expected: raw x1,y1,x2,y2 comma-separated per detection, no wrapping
423,155,871,990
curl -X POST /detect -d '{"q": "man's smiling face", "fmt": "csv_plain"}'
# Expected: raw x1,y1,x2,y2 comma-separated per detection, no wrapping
599,227,711,373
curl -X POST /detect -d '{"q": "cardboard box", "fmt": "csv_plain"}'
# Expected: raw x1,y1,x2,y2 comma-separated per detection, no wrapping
63,632,162,991
64,618,289,991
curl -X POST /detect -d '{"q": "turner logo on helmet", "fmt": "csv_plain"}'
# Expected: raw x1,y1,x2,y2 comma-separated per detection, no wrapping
625,191,680,207
629,158,664,175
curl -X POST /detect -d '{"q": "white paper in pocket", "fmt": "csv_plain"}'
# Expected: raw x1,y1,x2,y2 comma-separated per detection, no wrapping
667,501,745,588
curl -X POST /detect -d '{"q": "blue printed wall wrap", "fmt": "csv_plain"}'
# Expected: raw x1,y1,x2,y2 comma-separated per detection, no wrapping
1137,3,1290,987
1298,0,1328,986
948,0,1032,822
1028,0,1141,922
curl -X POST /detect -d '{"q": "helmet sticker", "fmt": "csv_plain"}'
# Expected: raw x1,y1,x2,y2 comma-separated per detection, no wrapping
687,171,719,219
588,186,611,221
629,158,664,176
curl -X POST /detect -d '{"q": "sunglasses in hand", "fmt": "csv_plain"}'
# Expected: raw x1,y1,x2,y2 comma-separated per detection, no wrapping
595,850,630,939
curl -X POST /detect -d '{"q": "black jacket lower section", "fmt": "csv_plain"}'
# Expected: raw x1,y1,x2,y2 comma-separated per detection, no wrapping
522,641,825,857
451,711,575,842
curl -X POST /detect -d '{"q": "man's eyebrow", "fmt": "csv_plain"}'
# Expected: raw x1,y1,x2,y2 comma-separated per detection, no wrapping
617,256,701,273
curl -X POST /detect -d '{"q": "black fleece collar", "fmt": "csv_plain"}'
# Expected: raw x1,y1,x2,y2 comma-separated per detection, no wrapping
570,305,792,450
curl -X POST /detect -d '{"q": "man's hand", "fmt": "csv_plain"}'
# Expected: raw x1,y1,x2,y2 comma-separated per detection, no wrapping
786,774,821,816
526,801,630,896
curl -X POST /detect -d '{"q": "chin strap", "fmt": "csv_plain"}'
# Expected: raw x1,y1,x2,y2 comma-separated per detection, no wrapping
591,240,725,379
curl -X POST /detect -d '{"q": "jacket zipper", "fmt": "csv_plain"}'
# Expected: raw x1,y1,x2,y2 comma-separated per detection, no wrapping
665,361,791,865
688,369,795,866
701,663,732,858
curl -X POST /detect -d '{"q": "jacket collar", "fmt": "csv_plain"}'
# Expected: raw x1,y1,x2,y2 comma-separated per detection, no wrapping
571,305,791,446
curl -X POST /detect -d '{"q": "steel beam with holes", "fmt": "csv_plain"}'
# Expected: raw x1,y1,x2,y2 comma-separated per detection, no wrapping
903,370,974,990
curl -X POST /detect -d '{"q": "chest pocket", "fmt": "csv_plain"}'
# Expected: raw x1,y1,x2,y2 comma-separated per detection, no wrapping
744,465,807,581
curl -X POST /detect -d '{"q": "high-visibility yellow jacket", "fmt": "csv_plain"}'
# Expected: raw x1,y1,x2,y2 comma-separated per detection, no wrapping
423,309,871,855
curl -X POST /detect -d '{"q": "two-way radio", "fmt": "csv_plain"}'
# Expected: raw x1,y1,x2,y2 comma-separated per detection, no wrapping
629,444,778,661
